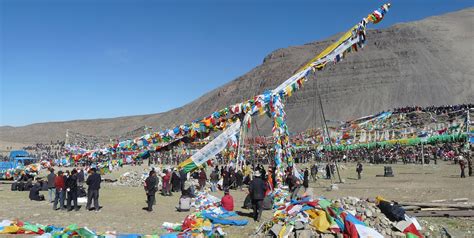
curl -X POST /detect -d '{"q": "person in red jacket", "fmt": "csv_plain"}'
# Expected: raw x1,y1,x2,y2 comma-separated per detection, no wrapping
53,171,66,210
162,169,171,196
220,189,234,211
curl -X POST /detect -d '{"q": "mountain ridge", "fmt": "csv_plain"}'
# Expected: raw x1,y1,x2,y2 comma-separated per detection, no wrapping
1,7,473,144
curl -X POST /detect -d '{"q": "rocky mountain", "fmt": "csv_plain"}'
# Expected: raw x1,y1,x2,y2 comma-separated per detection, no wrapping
1,8,473,145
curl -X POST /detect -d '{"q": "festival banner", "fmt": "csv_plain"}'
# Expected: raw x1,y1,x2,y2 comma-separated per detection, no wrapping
179,120,242,173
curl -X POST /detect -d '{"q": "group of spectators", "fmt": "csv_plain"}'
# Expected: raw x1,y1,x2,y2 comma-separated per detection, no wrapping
316,142,470,165
391,104,472,115
24,141,66,162
149,162,313,221
42,167,101,212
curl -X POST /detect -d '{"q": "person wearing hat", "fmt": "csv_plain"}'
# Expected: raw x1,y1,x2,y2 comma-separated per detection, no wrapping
220,189,234,211
249,170,266,222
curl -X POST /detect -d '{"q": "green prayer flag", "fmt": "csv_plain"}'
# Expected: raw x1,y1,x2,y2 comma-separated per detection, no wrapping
65,224,78,232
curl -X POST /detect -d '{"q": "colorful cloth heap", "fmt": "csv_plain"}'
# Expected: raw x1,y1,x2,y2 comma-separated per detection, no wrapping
0,168,17,180
162,192,248,237
260,192,424,238
0,164,40,180
0,219,101,237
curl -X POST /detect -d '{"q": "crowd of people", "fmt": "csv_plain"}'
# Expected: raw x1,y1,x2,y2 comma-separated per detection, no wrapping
39,167,101,212
5,104,472,226
316,142,470,165
391,104,472,115
13,140,472,227
24,141,66,162
138,160,317,221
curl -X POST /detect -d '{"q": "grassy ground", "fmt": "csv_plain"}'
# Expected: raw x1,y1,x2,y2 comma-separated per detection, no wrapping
0,161,473,237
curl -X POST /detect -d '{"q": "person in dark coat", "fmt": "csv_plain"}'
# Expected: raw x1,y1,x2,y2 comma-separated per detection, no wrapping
236,169,244,190
222,170,230,190
179,169,187,192
356,162,363,180
86,168,101,211
171,169,181,192
259,166,266,181
325,163,331,179
29,181,45,201
303,168,309,191
468,157,473,177
290,178,302,200
460,157,466,178
198,169,207,191
310,164,318,182
271,167,277,189
249,170,266,222
144,170,158,212
47,168,56,203
77,168,85,187
229,169,236,189
210,169,219,192
66,169,79,211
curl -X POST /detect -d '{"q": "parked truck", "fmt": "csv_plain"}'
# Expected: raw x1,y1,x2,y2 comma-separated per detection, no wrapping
0,150,39,180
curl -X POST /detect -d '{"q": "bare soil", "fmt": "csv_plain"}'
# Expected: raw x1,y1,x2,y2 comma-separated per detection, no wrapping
1,162,473,237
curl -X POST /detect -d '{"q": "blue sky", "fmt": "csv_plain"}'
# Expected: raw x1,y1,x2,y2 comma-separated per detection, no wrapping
1,0,472,127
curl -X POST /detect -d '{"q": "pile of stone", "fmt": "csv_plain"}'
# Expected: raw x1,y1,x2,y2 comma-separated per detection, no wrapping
252,195,426,238
338,196,406,237
114,171,148,187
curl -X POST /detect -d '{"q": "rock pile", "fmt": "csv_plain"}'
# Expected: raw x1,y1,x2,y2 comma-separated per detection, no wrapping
252,193,425,238
338,196,404,237
114,171,148,187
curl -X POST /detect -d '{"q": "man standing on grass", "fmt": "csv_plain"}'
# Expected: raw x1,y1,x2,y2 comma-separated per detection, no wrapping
144,170,158,212
459,156,466,178
249,170,266,222
53,171,65,210
86,168,101,211
66,169,79,211
47,168,56,203
356,161,363,180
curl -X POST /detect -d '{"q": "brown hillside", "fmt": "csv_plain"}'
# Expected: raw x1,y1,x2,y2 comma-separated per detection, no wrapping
1,8,473,144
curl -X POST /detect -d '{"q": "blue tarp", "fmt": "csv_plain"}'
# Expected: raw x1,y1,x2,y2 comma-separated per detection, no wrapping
202,213,248,226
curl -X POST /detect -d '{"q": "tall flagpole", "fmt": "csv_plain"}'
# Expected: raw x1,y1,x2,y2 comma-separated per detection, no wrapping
314,76,343,183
